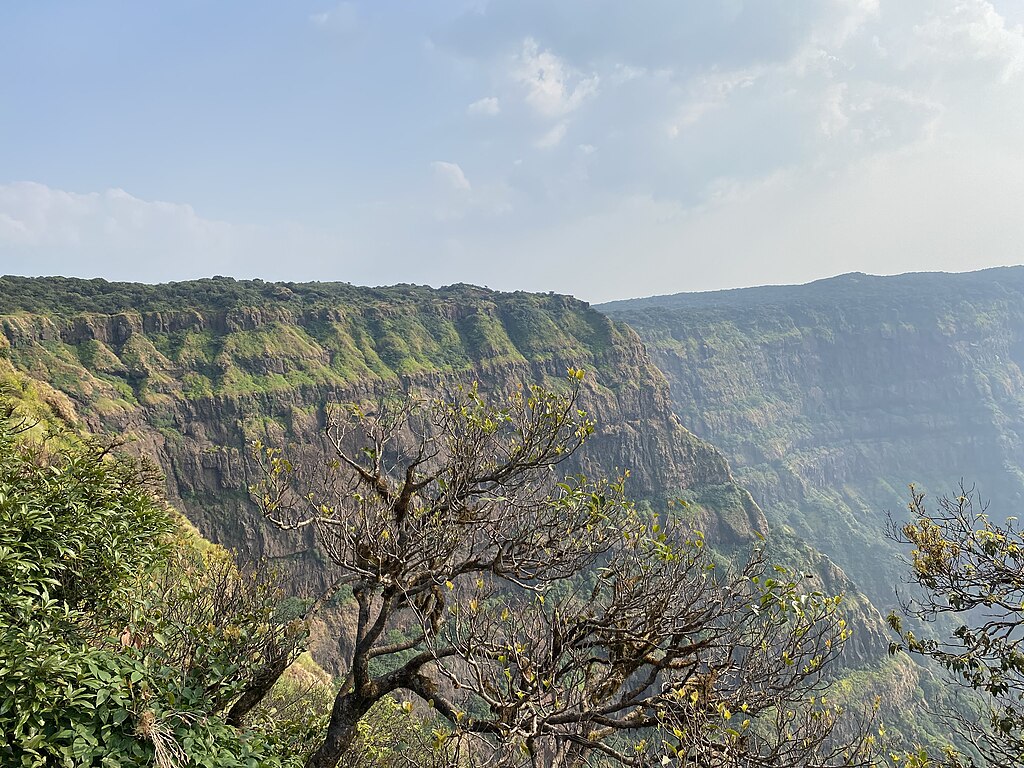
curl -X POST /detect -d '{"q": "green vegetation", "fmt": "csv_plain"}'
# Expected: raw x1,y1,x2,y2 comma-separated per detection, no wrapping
600,267,1024,614
0,275,358,315
0,374,884,768
1,273,987,761
0,404,305,766
0,401,436,767
888,485,1024,766
0,278,628,404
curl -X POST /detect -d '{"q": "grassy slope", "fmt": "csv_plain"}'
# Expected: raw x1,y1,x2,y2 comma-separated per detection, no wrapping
0,278,623,400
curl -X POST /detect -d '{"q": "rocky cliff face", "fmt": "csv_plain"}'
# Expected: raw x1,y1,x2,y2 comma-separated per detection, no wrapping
0,277,765,579
601,267,1024,607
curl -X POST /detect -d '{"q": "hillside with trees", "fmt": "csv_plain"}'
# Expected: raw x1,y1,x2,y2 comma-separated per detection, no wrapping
2,378,878,767
0,274,979,763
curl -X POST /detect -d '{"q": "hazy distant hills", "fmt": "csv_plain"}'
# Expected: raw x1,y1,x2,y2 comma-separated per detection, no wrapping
601,266,1024,608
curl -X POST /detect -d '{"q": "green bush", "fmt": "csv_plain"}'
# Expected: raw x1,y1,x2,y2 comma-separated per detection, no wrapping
0,406,305,767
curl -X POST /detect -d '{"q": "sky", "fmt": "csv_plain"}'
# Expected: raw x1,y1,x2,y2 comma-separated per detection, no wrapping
3,1,1024,303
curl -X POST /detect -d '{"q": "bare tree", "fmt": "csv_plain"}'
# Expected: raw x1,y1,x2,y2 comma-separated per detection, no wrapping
252,373,874,768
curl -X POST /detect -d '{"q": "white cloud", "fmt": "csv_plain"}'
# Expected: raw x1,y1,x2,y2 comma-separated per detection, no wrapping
0,182,232,250
0,182,350,283
819,83,851,138
512,38,599,118
825,0,881,48
431,161,472,191
820,81,944,150
401,0,1024,301
467,96,500,116
10,2,1024,302
668,66,762,135
609,64,647,85
460,133,1024,302
912,0,1024,82
534,122,567,149
425,164,516,222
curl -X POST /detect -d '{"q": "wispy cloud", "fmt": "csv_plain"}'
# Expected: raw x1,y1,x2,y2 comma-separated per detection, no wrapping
912,0,1024,82
7,1,1024,300
667,67,763,136
431,161,472,191
0,182,346,283
467,96,500,116
0,182,232,250
309,2,357,32
534,122,567,149
511,38,599,118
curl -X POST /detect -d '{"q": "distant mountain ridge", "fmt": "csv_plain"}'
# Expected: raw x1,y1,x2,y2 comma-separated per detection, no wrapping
600,266,1024,311
600,265,1024,609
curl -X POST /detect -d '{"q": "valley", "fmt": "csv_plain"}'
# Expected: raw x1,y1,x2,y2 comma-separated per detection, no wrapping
5,269,1021,758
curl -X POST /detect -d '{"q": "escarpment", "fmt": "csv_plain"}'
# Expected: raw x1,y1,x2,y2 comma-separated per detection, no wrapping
0,278,766,575
601,267,1024,611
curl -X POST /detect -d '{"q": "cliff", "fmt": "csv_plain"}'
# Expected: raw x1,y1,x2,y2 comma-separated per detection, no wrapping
601,267,1024,609
0,276,771,586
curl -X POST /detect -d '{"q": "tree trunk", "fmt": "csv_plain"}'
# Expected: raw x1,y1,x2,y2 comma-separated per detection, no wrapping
304,690,376,768
225,651,293,727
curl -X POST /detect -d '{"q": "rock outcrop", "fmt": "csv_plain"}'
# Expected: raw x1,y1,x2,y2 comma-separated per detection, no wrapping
0,278,766,584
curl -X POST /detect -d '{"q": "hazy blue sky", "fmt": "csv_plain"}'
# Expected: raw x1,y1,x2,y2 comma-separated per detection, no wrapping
3,1,1024,302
